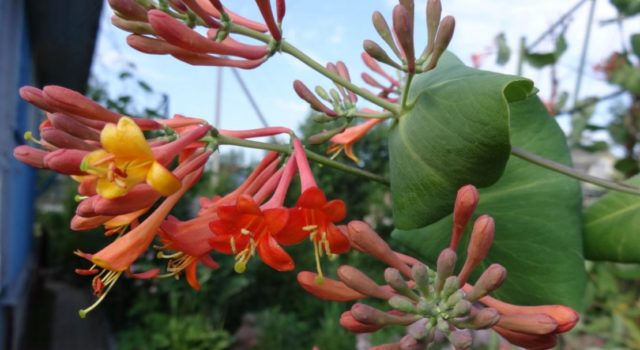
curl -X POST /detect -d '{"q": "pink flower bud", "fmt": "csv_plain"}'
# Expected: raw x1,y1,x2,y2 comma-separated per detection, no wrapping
350,303,419,326
493,326,558,350
424,0,442,56
450,184,479,251
111,16,155,35
458,215,494,286
293,80,337,117
44,149,88,175
464,264,506,302
206,30,269,60
14,145,47,168
392,5,415,72
371,11,402,59
108,0,148,21
346,221,412,277
40,128,97,151
339,311,383,333
497,313,558,335
70,214,112,231
180,0,220,28
452,306,500,330
308,125,347,145
424,16,455,71
255,0,281,41
336,61,357,103
361,53,399,86
172,53,266,69
448,329,472,350
193,0,268,32
297,271,365,301
19,86,56,112
363,40,403,70
276,0,285,24
337,265,394,300
435,248,457,293
48,113,101,141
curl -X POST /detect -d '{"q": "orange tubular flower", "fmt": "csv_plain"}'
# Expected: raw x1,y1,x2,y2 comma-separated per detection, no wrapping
209,194,291,273
328,117,384,163
281,139,349,281
158,216,219,291
81,116,181,199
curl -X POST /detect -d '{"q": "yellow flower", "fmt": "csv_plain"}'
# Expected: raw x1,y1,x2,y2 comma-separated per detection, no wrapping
81,117,180,199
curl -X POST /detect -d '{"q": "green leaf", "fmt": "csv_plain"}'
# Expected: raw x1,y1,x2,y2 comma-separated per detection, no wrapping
389,52,533,229
584,175,640,262
631,33,640,59
393,95,586,310
524,34,568,68
495,32,511,66
610,0,640,16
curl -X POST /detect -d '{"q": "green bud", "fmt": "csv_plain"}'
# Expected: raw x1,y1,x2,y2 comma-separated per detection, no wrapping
450,299,472,318
371,11,403,59
435,248,457,293
411,263,431,297
314,86,331,102
441,276,460,299
407,318,430,340
384,268,419,301
445,290,465,308
389,295,416,314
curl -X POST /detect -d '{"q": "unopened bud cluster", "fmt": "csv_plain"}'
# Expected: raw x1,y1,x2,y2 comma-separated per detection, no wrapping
298,185,579,350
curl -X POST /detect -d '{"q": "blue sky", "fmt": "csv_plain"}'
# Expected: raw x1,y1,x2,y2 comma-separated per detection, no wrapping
91,0,640,156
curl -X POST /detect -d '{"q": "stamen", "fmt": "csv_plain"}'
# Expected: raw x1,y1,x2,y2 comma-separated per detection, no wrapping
79,271,123,318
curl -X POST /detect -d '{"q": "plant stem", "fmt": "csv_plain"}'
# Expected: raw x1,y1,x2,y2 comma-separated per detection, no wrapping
400,73,414,112
572,0,597,107
217,134,390,185
511,146,640,195
350,111,395,119
230,24,401,115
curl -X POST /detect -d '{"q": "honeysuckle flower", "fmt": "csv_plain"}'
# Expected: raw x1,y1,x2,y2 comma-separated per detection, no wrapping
81,116,180,199
280,139,349,281
328,117,384,163
74,170,200,317
158,216,220,291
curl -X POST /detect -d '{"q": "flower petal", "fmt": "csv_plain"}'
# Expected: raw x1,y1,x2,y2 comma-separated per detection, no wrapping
327,224,350,254
257,235,294,271
236,194,261,215
96,178,128,199
101,117,153,158
263,208,289,234
185,262,201,291
323,199,346,222
277,208,312,245
296,187,327,208
146,161,181,196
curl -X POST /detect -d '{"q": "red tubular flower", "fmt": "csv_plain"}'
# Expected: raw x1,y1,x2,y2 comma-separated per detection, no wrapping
280,139,349,280
159,216,219,290
255,0,281,41
193,0,268,32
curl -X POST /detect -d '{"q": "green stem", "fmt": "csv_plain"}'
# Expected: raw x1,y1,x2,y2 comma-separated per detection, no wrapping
511,146,640,195
230,24,401,115
350,111,394,119
400,73,414,112
217,134,390,185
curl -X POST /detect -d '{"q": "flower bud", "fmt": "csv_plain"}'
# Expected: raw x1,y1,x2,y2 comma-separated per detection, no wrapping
448,329,472,350
255,0,281,41
293,80,338,117
92,185,161,216
450,184,479,251
452,307,500,330
424,16,455,71
48,113,101,141
450,299,472,318
384,268,418,300
493,326,558,350
361,52,399,86
458,215,494,285
497,313,558,335
111,16,155,35
19,86,56,112
441,275,460,299
297,271,365,301
40,128,97,151
435,248,456,293
70,214,112,231
347,221,412,277
445,290,464,308
276,0,285,23
363,40,403,70
388,295,416,314
392,5,415,72
336,61,357,103
13,145,47,168
108,0,148,21
464,264,506,302
399,334,424,350
351,303,419,327
424,0,441,56
44,149,88,175
339,311,383,333
411,263,431,296
407,318,431,340
371,11,402,59
308,125,347,145
337,265,394,300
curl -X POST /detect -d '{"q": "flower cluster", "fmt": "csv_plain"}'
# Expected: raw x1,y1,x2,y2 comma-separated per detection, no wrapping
298,186,579,350
14,82,355,316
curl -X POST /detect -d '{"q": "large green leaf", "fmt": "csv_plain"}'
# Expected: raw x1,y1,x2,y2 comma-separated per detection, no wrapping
584,175,640,262
393,96,586,310
389,52,533,229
